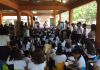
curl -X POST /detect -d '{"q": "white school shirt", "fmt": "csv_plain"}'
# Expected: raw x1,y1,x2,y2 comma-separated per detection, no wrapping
26,29,30,37
14,60,26,70
77,55,86,68
77,27,83,34
0,35,10,46
61,40,66,51
28,61,46,70
7,60,26,70
88,31,95,40
83,28,90,38
95,59,100,69
25,42,31,50
52,54,67,64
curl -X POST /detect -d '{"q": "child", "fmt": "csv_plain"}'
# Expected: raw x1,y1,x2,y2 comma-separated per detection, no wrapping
72,47,86,70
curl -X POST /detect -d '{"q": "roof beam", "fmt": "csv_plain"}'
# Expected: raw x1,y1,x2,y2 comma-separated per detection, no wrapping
20,5,69,10
2,13,26,16
0,0,19,10
71,0,95,9
33,13,53,16
57,10,67,14
2,12,52,16
21,10,33,16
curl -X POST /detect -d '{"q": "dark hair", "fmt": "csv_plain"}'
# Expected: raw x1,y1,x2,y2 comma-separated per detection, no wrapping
77,22,82,26
0,26,9,35
12,47,23,60
91,24,96,31
71,23,75,26
71,31,79,44
65,20,68,23
56,45,63,55
31,48,45,64
66,29,71,39
80,35,86,45
60,37,64,42
71,47,82,54
24,50,30,57
65,42,71,49
52,43,56,49
82,23,87,28
85,39,96,55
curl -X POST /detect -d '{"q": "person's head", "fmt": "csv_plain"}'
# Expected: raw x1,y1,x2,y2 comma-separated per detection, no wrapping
66,29,71,39
85,39,94,48
58,20,61,24
52,43,56,49
65,20,68,24
25,22,27,27
82,23,87,28
71,23,75,27
85,39,96,54
65,42,71,49
31,48,45,64
91,24,96,31
23,37,30,45
24,50,30,57
60,37,64,42
45,21,47,23
12,47,23,60
56,44,63,55
20,21,24,26
80,35,86,45
0,26,9,35
72,48,82,58
77,22,82,27
71,31,79,44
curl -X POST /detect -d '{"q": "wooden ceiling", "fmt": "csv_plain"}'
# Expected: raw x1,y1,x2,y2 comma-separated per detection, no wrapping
0,0,95,16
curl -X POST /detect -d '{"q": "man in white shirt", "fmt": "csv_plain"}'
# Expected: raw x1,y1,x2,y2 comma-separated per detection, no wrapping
0,35,10,46
0,26,10,46
76,22,83,42
77,22,83,35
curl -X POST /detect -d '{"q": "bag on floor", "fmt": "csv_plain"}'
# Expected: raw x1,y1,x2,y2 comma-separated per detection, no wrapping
2,64,9,70
0,60,9,70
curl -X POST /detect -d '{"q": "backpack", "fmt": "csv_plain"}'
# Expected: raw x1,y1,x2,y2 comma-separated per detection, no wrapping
2,64,9,70
0,60,9,70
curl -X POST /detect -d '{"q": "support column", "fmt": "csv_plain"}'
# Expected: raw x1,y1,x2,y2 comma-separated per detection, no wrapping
15,11,21,36
61,0,63,3
69,9,73,24
96,0,100,48
59,13,61,22
31,16,33,27
53,10,56,26
0,12,2,25
53,15,56,26
27,16,30,27
17,12,21,22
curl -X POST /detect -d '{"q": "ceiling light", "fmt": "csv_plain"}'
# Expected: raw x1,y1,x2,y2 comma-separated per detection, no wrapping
32,11,37,14
63,0,67,3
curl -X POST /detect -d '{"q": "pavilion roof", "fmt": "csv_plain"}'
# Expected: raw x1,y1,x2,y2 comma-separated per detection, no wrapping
0,0,95,16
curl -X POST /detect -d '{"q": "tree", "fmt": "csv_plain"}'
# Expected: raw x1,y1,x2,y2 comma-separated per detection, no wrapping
73,1,97,24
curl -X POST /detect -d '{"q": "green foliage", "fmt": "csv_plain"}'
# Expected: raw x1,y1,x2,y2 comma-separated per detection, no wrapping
73,1,97,24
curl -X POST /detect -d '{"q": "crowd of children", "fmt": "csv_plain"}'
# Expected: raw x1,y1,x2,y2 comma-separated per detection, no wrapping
0,20,99,70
